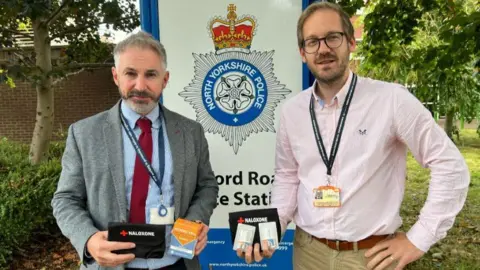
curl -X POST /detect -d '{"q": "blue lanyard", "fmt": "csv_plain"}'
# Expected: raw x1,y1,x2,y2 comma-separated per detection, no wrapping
120,110,168,216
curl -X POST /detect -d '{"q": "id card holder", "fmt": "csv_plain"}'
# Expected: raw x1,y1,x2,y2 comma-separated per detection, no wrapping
150,207,175,225
313,186,341,207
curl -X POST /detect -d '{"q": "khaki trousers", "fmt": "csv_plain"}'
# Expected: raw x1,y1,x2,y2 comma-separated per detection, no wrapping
293,227,397,270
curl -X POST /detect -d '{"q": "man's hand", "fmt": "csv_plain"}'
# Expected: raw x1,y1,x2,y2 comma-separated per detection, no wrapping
236,240,275,264
365,232,425,270
195,221,209,256
86,231,136,267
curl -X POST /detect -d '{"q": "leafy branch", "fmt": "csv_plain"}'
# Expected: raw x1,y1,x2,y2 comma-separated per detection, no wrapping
51,15,137,40
43,0,73,26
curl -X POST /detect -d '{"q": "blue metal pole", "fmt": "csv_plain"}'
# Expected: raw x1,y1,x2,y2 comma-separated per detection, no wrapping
139,0,152,34
150,0,160,40
301,0,314,90
140,0,162,102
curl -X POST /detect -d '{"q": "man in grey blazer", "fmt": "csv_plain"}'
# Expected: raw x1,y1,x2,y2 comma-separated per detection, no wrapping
51,31,219,270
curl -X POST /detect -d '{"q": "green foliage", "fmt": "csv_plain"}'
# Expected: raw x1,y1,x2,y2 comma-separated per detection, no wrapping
0,0,140,85
362,0,422,64
0,138,65,266
0,69,15,88
329,0,365,16
0,0,139,164
356,0,480,134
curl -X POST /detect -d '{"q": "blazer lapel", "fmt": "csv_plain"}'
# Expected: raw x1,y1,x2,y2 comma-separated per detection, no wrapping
163,106,185,219
104,101,128,221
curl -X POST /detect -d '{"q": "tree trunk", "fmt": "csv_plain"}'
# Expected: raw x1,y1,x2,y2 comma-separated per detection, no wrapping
444,109,455,140
29,19,53,164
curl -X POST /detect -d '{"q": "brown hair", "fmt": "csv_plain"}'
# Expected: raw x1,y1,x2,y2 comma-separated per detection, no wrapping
297,1,355,48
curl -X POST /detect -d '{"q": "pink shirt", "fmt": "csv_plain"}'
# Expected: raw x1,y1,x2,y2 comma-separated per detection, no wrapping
271,71,470,252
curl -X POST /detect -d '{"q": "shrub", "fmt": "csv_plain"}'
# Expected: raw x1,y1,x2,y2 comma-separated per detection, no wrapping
0,138,65,266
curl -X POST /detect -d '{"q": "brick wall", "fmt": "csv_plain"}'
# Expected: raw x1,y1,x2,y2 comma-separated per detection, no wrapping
0,68,120,143
350,15,364,41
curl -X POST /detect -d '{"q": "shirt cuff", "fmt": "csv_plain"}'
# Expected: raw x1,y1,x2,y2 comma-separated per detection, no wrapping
83,242,95,265
279,218,289,239
406,221,438,253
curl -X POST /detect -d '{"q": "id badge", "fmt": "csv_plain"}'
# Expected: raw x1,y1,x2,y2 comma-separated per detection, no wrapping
150,207,175,225
313,186,341,207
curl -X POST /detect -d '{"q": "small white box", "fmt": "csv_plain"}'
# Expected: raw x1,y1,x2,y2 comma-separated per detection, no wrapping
233,223,256,252
259,222,279,249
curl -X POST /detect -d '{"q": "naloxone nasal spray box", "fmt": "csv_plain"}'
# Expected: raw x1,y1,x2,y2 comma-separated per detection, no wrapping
169,218,202,259
233,223,256,252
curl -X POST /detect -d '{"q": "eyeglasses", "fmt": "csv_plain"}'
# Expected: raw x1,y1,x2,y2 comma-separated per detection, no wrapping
302,32,345,54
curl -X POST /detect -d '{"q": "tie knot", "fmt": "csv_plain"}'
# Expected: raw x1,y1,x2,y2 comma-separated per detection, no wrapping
136,118,152,133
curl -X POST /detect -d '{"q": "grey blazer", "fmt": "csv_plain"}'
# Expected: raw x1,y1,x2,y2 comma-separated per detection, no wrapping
51,101,219,270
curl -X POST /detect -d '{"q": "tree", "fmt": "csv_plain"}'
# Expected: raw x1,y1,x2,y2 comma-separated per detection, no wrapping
355,0,479,139
330,0,365,16
437,6,480,136
0,0,139,164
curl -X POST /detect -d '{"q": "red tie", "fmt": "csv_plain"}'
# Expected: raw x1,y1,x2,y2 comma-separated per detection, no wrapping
129,118,153,223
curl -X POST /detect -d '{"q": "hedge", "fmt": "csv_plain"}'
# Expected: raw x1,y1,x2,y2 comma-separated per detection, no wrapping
0,138,65,267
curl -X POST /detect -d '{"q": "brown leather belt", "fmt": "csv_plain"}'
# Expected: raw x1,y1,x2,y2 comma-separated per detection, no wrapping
313,234,389,251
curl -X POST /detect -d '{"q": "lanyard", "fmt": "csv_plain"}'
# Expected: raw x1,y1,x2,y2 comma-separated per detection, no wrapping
120,112,165,196
309,74,357,185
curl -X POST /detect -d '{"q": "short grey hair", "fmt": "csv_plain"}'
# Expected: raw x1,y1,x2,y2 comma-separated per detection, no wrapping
113,31,167,69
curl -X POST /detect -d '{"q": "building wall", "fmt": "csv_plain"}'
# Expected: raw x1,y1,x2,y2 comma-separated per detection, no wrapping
0,68,119,143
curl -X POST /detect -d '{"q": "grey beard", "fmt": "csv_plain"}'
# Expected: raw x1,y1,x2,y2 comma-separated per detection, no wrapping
123,98,158,115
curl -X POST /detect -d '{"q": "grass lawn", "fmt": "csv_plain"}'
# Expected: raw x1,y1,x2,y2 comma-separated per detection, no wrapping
402,129,480,270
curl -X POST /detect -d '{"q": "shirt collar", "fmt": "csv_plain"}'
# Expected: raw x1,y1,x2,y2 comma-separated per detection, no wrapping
120,100,162,129
312,70,353,109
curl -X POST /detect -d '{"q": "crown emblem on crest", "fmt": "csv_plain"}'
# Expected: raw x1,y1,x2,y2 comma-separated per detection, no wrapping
208,4,257,54
180,4,292,154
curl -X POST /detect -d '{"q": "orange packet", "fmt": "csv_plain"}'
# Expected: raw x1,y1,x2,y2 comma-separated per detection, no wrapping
169,218,202,259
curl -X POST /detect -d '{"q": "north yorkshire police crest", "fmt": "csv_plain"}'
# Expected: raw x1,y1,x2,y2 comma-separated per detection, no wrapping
179,4,291,154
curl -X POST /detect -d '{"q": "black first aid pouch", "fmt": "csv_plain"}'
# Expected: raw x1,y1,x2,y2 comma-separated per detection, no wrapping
108,222,166,259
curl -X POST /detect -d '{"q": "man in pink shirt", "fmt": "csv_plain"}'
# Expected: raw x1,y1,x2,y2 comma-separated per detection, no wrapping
237,2,470,270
